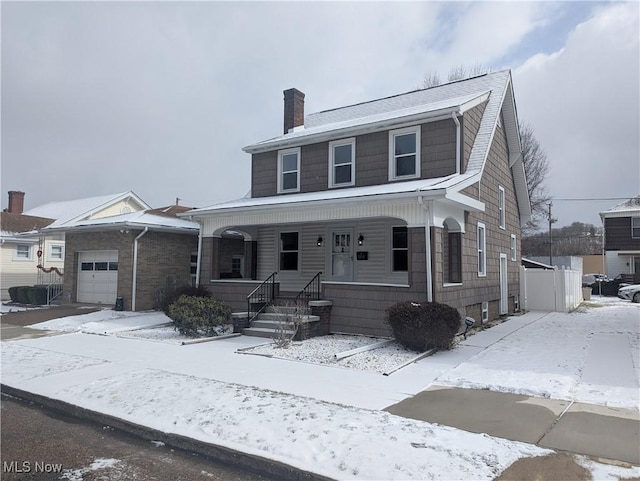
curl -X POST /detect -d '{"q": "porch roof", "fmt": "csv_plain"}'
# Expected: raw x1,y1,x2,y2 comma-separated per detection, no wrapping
184,173,480,217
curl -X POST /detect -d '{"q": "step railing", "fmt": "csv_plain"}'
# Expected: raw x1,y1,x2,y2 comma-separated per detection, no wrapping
294,272,322,310
46,283,64,305
246,272,277,323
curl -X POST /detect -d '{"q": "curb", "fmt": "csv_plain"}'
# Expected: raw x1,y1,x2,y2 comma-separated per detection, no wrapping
1,384,334,481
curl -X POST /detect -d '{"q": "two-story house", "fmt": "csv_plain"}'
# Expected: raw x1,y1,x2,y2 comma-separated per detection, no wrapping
185,70,531,337
600,196,640,281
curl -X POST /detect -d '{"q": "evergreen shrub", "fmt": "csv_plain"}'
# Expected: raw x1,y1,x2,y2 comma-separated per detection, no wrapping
385,301,461,352
167,295,232,338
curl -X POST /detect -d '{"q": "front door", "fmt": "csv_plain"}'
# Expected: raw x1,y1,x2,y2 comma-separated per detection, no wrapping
499,253,508,315
331,230,353,282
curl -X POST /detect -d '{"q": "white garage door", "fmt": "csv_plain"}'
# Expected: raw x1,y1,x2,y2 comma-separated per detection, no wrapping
77,251,118,304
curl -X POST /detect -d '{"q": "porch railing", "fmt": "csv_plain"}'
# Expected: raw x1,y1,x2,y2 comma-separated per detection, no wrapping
46,283,64,305
294,272,323,310
246,272,277,323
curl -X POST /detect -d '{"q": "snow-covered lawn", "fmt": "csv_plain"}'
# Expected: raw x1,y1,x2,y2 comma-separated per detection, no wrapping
117,324,233,344
29,309,170,334
3,296,639,479
1,302,42,314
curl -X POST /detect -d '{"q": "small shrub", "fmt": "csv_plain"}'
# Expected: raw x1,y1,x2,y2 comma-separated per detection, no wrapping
162,284,212,314
167,295,232,338
385,301,461,352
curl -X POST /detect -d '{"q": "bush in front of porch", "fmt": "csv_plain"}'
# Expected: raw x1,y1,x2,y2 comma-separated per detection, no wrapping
167,295,232,338
385,301,460,352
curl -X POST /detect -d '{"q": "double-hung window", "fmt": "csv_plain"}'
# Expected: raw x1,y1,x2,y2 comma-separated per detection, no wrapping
328,138,355,188
279,232,299,271
632,218,640,238
49,244,64,261
510,234,517,261
389,126,420,180
477,222,486,277
392,226,408,272
277,148,300,193
498,186,506,229
15,244,31,260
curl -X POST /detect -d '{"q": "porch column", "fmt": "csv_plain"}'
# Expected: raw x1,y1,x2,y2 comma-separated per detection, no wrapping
244,240,257,280
211,237,221,280
199,237,214,283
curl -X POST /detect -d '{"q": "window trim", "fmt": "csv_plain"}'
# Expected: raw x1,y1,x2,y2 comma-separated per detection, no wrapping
498,186,506,229
278,230,300,272
277,147,301,193
48,243,65,261
477,222,486,277
510,234,517,261
388,126,421,181
391,225,409,272
328,138,356,188
14,243,32,261
632,217,640,239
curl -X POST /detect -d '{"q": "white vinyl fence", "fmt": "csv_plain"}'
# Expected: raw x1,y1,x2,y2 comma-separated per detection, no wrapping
519,266,583,312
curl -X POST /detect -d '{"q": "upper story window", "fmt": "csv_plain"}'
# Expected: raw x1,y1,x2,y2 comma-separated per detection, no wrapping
498,186,506,229
477,222,486,277
277,148,300,193
328,138,355,188
510,234,517,261
279,231,299,271
14,244,32,260
389,126,420,181
392,226,408,272
49,244,64,261
632,218,640,238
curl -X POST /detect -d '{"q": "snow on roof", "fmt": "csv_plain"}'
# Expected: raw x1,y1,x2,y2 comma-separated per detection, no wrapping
186,173,472,215
42,209,199,233
599,196,640,217
24,192,150,227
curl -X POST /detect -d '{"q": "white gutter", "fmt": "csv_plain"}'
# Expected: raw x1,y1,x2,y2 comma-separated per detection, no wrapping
451,112,461,174
417,195,433,302
132,227,149,311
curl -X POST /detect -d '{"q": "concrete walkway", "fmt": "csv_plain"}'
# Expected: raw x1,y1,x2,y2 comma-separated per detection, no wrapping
1,303,639,477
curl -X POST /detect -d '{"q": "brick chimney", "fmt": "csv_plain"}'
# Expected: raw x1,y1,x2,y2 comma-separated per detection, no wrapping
283,88,305,134
8,191,25,214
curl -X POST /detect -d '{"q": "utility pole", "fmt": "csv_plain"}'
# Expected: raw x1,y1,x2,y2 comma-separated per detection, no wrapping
547,202,556,266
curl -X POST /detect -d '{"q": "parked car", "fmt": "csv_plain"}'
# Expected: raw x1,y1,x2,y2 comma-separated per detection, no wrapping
618,284,640,303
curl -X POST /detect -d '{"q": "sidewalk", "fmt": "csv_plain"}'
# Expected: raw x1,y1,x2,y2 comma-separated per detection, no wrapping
1,303,639,480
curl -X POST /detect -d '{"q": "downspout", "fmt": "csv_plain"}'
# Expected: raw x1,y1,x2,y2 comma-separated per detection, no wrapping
195,222,203,287
417,195,433,302
132,227,149,312
452,112,461,174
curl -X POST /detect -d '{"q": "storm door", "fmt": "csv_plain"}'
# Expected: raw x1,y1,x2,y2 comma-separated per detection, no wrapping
331,230,353,282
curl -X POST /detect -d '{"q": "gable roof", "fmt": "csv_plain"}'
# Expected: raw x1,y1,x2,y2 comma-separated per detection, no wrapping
24,191,151,228
599,196,640,219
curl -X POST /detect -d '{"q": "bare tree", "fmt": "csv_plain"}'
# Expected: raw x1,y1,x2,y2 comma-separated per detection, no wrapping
520,122,551,234
447,64,489,82
422,71,441,89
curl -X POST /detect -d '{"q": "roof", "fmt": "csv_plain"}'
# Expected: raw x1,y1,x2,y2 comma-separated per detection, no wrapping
521,257,555,270
599,196,640,219
24,192,151,228
0,212,54,236
42,209,199,234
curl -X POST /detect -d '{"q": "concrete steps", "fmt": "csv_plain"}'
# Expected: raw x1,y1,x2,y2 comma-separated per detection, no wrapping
233,309,320,339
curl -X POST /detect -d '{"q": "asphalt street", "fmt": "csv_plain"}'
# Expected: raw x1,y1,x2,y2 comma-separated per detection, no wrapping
1,395,274,481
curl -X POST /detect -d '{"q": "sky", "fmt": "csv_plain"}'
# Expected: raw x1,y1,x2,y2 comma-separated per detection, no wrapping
1,1,638,228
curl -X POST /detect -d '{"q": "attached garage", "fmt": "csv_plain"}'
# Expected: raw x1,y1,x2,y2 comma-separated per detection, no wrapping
77,250,118,304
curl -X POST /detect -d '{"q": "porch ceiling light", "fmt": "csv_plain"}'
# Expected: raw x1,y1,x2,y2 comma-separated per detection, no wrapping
316,236,323,247
358,234,364,246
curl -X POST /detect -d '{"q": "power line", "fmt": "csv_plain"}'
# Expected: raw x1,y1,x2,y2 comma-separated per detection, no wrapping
551,197,636,202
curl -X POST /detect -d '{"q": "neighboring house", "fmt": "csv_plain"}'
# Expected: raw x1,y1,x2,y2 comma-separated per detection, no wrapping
185,70,531,336
0,191,60,300
42,203,199,311
600,196,640,280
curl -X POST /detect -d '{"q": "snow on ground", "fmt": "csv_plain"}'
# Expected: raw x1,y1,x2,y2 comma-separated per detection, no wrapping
30,309,170,334
117,324,233,344
247,335,423,374
1,302,41,314
62,368,549,480
436,296,640,409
